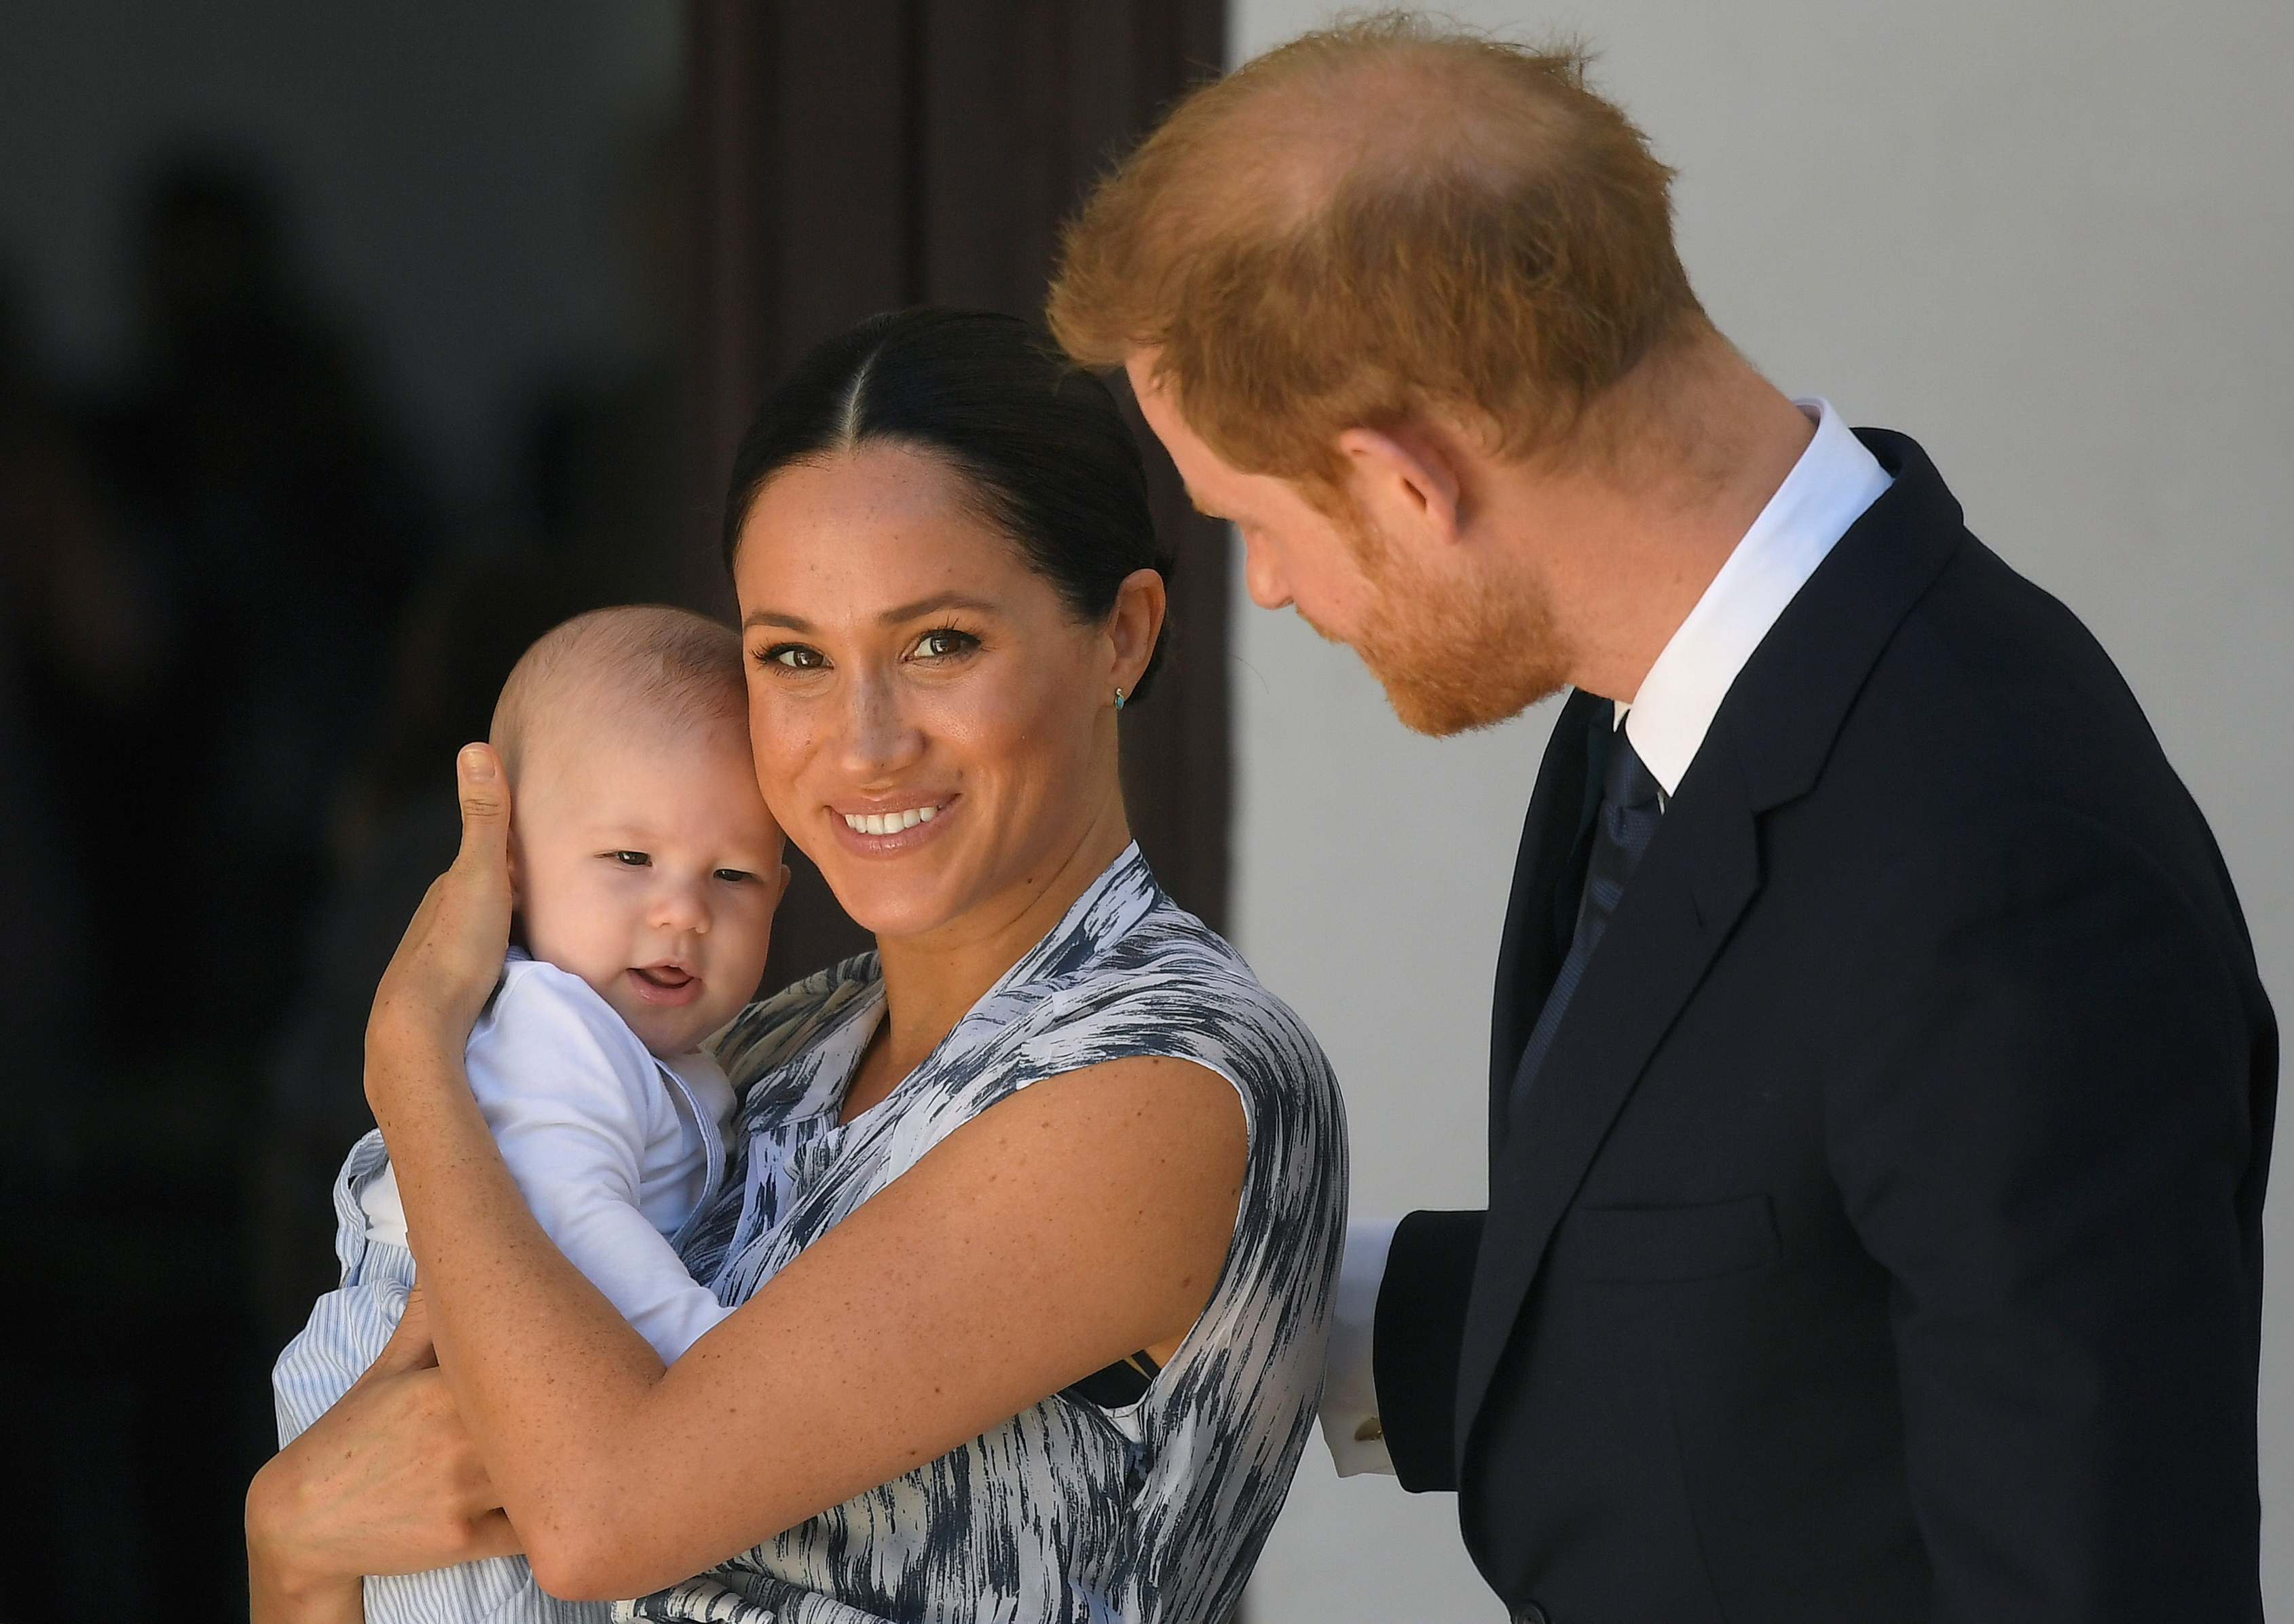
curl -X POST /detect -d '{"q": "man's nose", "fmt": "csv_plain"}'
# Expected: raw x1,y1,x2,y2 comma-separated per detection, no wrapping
1242,532,1294,610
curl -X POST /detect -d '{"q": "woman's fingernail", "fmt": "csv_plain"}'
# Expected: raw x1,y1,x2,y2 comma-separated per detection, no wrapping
460,744,496,781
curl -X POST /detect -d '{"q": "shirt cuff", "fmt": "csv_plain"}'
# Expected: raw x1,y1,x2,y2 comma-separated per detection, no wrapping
1320,1215,1399,1477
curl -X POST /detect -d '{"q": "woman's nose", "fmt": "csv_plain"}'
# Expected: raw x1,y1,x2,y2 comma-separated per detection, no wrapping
834,667,923,777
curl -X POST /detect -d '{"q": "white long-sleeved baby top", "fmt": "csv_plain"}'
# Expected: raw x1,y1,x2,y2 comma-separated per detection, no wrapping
354,949,737,1361
272,950,741,1624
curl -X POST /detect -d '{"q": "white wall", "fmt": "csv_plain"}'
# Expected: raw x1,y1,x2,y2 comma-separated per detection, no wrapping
1225,3,2294,1621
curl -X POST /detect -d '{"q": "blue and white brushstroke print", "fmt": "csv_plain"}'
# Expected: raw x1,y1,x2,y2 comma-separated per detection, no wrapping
621,845,1348,1624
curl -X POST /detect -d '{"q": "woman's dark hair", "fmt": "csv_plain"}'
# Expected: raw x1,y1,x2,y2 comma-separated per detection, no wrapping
720,307,1175,701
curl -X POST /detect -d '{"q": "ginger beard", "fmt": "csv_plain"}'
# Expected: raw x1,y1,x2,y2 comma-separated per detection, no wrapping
1307,506,1571,737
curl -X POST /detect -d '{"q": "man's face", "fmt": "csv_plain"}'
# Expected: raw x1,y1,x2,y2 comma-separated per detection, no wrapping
1127,354,1567,735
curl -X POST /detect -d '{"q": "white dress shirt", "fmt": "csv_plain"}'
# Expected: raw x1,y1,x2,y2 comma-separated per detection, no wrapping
1322,400,1892,1475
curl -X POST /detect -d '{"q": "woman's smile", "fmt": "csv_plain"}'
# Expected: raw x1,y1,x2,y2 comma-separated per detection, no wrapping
830,794,958,855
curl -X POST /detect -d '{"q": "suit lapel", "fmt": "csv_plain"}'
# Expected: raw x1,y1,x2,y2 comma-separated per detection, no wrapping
1486,689,1610,1149
1454,745,1764,1456
1449,427,1974,1470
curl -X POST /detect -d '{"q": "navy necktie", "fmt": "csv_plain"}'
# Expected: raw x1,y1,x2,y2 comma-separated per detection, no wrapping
1507,723,1665,1132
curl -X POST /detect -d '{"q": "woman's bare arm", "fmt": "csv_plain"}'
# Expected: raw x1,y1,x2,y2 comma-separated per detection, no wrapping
366,747,1248,1601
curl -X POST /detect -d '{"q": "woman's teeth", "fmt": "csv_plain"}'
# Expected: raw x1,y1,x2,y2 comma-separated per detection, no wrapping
844,805,938,836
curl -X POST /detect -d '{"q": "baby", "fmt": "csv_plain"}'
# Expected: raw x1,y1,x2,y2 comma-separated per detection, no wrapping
273,604,785,1623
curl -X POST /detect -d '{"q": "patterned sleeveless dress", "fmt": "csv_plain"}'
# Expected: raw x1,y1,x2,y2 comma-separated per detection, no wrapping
617,847,1346,1624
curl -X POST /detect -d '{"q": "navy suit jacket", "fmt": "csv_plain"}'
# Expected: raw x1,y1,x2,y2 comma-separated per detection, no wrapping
1373,429,2276,1622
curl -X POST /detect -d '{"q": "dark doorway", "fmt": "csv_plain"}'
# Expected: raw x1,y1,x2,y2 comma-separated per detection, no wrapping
684,0,1233,986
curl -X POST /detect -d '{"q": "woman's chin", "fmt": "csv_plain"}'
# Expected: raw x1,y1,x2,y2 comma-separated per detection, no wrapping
833,883,962,944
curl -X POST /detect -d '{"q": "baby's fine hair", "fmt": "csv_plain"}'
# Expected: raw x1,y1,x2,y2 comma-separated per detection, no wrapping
490,604,747,782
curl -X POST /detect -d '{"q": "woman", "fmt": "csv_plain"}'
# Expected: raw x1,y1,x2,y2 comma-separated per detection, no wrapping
247,308,1347,1623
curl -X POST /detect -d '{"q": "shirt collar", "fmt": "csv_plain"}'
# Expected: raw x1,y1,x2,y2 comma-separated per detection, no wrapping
1616,399,1893,796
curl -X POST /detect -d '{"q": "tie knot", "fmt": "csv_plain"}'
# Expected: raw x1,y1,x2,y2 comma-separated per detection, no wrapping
1603,727,1663,813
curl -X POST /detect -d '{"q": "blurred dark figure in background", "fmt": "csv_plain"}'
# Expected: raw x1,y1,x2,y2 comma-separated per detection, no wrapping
89,157,439,1049
0,267,104,1119
0,255,194,1612
0,158,439,1617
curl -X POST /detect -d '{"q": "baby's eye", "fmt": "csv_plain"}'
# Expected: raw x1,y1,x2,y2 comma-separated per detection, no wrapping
611,850,651,868
908,627,978,660
713,867,756,884
760,642,826,670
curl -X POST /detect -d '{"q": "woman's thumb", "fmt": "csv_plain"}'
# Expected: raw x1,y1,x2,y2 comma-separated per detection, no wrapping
455,743,511,868
363,1285,440,1383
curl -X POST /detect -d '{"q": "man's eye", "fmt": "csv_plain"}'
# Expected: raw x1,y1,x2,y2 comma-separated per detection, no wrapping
761,643,825,670
909,627,978,660
713,867,755,884
612,851,650,867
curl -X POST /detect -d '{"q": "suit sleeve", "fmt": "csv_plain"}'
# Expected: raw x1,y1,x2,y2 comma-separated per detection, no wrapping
1373,1207,1486,1492
1828,806,2269,1621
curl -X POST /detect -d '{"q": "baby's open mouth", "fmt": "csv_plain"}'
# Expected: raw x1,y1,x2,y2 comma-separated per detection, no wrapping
631,964,701,1003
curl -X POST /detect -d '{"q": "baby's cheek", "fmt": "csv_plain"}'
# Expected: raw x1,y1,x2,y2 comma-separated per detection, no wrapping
716,915,778,1013
523,893,638,999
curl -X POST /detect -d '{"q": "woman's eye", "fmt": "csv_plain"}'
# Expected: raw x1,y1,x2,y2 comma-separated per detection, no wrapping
761,643,825,670
612,851,650,867
909,627,978,660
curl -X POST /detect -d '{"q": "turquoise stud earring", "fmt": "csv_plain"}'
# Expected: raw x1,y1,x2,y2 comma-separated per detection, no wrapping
1113,686,1127,712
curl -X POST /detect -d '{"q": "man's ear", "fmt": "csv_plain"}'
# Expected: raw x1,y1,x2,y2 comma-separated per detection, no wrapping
1337,422,1467,547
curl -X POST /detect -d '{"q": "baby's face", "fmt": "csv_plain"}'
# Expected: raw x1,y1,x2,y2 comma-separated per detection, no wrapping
511,720,785,1056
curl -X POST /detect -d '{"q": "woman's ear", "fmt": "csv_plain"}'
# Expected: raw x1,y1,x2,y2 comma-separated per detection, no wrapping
1105,568,1169,696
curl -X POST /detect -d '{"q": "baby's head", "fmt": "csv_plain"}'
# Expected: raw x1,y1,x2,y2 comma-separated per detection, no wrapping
492,606,785,1056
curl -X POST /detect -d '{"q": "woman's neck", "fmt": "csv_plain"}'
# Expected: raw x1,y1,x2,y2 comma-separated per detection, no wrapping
843,797,1136,1120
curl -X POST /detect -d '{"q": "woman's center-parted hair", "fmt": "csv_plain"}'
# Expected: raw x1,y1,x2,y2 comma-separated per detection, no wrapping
490,604,750,786
719,307,1178,703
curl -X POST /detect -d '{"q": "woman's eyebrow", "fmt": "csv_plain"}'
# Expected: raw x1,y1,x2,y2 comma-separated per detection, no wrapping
879,591,999,625
742,594,999,634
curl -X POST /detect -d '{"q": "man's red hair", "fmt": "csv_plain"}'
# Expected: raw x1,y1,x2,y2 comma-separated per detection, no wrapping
1048,12,1709,484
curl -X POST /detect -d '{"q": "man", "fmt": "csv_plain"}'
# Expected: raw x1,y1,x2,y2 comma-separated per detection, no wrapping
1050,16,2274,1623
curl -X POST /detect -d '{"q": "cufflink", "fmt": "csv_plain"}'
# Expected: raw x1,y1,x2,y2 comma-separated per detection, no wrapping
1354,1416,1384,1443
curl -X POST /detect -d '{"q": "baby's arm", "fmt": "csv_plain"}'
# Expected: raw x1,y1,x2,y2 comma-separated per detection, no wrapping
468,967,735,1363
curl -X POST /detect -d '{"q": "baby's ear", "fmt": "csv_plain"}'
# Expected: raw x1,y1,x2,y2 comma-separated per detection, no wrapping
503,835,532,951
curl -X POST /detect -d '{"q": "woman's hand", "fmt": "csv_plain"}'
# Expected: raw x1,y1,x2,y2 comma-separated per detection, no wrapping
367,745,515,1118
248,1290,522,1623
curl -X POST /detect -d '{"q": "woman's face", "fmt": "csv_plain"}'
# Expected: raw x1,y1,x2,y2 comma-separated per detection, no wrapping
731,441,1138,944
